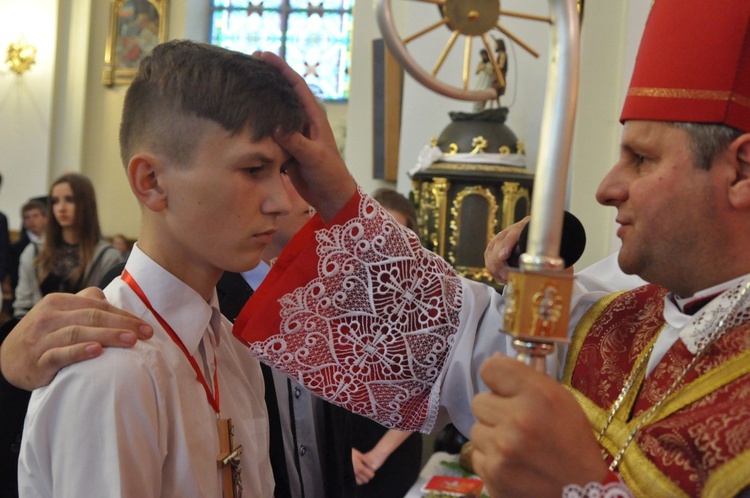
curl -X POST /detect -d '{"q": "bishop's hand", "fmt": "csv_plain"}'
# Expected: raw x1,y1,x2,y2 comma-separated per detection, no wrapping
257,51,357,223
469,354,608,498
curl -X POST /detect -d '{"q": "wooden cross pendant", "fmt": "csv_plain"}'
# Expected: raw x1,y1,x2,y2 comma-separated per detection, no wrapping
217,418,243,498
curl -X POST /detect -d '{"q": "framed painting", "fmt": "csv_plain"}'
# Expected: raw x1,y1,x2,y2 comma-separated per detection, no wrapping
102,0,168,86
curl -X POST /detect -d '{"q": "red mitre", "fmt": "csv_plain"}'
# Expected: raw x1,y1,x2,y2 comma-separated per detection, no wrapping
621,0,750,132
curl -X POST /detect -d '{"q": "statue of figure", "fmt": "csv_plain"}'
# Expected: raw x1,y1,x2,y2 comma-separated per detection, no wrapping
493,38,508,97
473,49,495,112
473,39,509,112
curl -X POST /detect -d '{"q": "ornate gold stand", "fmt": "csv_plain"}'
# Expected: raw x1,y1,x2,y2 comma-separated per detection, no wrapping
412,162,533,289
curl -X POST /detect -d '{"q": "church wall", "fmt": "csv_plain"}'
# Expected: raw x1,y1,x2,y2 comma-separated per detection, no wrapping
79,0,139,239
0,0,58,231
568,0,651,269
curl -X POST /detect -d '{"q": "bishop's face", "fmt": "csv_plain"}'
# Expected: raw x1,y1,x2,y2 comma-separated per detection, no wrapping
595,120,726,297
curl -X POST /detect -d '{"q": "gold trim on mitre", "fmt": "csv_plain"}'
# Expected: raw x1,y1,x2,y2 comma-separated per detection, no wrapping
628,87,750,109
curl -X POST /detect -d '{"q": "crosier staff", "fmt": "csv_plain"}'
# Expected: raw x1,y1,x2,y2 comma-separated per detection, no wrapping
501,0,580,371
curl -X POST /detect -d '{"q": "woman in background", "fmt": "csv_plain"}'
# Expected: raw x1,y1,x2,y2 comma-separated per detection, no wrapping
111,234,132,260
13,173,123,318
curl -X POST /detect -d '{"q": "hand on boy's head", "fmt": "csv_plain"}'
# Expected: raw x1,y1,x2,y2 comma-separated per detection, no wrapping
258,51,357,222
0,289,153,391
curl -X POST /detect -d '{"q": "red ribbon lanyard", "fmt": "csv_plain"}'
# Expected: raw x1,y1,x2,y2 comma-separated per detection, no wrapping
122,270,220,414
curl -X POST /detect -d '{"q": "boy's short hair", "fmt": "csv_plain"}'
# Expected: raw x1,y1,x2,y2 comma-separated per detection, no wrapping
21,199,46,215
119,40,307,167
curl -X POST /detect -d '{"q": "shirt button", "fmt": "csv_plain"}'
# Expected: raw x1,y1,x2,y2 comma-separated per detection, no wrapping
299,445,307,456
294,387,301,398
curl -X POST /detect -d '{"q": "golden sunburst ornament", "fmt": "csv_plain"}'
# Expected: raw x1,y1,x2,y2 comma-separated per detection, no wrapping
6,36,37,75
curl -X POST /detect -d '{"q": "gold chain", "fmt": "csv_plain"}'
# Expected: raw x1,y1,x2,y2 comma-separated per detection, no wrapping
596,281,750,471
594,342,654,455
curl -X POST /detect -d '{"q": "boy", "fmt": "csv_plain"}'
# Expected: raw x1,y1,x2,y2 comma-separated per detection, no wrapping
17,39,324,497
8,200,47,300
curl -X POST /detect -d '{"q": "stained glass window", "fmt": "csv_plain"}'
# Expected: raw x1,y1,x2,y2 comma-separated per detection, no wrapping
210,0,353,101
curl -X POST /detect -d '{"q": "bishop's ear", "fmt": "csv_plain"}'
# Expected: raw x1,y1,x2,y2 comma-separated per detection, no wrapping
127,153,168,212
729,134,750,210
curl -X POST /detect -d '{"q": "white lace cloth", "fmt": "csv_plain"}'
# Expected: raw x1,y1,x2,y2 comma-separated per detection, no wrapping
562,481,634,498
248,190,463,432
408,144,527,176
671,275,750,354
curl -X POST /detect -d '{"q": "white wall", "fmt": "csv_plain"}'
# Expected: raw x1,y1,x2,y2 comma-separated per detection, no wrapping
567,0,650,268
0,0,58,231
566,0,650,268
343,0,394,194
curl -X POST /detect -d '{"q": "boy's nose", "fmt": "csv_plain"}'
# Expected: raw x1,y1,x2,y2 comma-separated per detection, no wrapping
263,178,293,216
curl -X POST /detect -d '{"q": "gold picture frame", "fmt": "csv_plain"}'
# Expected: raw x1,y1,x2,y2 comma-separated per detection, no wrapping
102,0,168,86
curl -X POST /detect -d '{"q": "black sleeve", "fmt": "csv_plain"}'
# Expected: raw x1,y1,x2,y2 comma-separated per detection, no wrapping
0,317,29,496
98,262,126,289
0,213,10,282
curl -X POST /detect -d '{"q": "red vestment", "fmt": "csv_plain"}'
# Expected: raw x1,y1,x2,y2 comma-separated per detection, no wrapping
564,284,750,497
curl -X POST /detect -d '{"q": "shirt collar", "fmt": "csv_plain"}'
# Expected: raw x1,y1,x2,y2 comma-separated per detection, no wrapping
124,243,216,355
664,273,750,354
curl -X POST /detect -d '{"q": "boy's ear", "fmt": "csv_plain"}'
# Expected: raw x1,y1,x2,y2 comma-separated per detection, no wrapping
127,153,168,212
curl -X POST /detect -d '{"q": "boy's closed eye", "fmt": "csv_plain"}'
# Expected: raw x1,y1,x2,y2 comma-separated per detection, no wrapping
244,165,265,176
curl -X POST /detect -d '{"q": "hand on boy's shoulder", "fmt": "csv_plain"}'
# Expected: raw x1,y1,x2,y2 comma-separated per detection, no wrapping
0,288,153,391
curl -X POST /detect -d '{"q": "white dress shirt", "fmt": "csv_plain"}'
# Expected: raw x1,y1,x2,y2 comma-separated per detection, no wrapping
19,245,273,497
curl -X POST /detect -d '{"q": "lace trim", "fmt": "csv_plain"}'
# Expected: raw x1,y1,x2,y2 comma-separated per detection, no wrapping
248,189,463,432
681,276,750,354
562,481,634,498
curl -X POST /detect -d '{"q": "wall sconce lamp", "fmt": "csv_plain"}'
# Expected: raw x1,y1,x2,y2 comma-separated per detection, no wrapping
6,36,37,75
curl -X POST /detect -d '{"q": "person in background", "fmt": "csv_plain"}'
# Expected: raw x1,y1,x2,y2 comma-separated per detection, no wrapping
7,200,48,297
111,234,132,260
0,174,10,313
2,175,120,497
13,173,122,319
350,187,423,498
370,187,419,233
